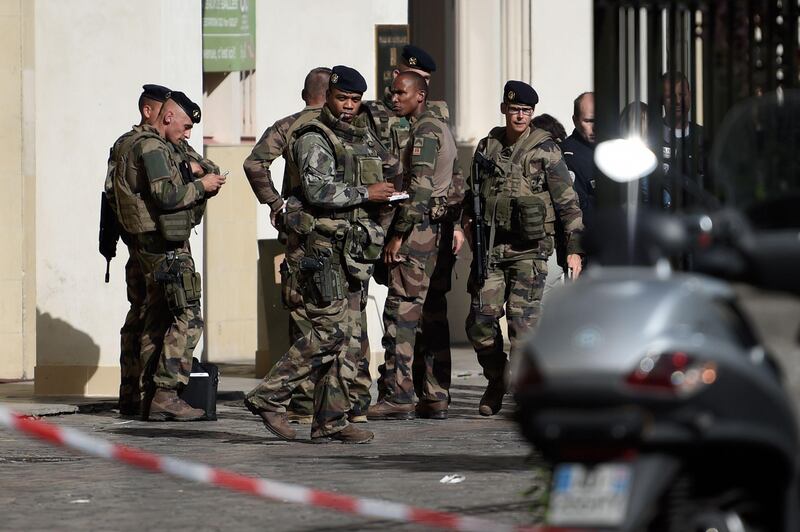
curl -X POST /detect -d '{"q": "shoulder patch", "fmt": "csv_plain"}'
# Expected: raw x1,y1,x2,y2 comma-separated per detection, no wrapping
412,136,438,166
142,148,172,181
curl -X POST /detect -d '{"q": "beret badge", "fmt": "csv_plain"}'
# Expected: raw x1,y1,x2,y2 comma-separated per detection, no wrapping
409,56,418,66
508,90,515,100
331,73,339,83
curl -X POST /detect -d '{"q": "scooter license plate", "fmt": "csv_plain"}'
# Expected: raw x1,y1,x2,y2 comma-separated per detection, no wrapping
547,462,632,527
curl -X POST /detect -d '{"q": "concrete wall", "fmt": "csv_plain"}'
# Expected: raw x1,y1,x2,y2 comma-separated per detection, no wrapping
531,0,594,131
33,0,205,395
0,0,36,380
203,144,258,363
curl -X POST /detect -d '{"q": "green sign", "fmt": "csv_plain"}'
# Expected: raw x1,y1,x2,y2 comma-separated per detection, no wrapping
203,0,256,72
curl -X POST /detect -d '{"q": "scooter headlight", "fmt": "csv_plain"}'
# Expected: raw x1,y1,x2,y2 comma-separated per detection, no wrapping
625,352,717,396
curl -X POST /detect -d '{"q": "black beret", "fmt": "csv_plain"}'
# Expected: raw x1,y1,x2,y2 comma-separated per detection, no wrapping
329,65,367,94
401,45,436,73
503,80,539,107
168,91,202,124
141,84,171,103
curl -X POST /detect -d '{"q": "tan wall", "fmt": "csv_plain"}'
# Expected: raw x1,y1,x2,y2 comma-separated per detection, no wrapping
203,145,258,363
0,0,36,380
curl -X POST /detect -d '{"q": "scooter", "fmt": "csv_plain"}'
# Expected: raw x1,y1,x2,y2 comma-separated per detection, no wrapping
515,92,800,531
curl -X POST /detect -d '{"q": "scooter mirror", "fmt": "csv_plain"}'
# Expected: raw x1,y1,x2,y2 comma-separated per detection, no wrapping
594,137,657,183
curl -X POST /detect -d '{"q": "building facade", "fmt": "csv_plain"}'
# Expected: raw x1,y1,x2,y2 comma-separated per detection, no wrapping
0,0,591,395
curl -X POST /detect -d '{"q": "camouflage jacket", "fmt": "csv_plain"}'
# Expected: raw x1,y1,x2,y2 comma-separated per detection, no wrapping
292,106,400,211
244,104,322,210
363,87,450,161
469,126,584,261
393,109,461,234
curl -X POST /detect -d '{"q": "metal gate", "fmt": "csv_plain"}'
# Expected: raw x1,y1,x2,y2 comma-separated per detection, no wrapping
594,0,800,210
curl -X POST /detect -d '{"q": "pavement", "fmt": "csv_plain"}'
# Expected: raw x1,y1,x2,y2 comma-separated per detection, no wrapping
0,347,549,531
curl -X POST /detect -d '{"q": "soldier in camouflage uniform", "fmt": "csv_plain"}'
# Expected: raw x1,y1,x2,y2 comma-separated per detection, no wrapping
243,68,331,423
464,81,584,416
364,46,464,414
367,71,462,421
112,92,226,421
104,85,220,417
244,66,398,444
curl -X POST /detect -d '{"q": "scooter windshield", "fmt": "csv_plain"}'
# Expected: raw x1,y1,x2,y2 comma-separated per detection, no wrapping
711,89,800,230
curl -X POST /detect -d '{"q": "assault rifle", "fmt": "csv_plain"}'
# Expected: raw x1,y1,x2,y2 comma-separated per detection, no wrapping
99,192,119,283
470,151,503,289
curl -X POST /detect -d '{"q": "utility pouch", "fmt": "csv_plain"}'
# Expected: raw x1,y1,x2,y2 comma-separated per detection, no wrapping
158,211,192,242
355,156,383,186
485,195,514,231
343,219,385,281
283,196,316,236
514,195,547,241
279,259,302,309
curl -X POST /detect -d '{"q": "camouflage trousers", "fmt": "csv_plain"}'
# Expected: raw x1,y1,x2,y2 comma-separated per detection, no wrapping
281,239,372,418
466,257,548,384
412,222,454,403
119,245,146,414
286,302,371,416
380,219,441,404
136,239,203,394
248,269,363,438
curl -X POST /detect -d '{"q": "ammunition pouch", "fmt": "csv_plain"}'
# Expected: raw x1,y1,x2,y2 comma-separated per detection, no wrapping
513,195,547,241
302,232,346,305
485,195,514,231
283,196,316,236
158,211,193,242
343,219,385,281
155,253,201,313
355,156,382,186
279,259,303,310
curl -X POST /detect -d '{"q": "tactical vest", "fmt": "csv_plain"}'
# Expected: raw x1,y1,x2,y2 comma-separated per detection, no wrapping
289,106,387,281
112,126,162,234
480,127,557,241
280,107,322,199
169,142,206,228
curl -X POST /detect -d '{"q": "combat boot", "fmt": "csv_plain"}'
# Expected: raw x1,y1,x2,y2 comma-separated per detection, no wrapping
286,411,313,424
244,398,297,440
367,399,415,420
416,400,448,420
148,388,205,421
478,381,506,416
312,424,374,444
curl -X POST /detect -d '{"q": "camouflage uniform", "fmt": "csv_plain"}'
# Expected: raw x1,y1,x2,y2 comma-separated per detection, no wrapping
380,108,460,405
465,127,583,386
366,95,461,405
107,127,216,415
244,105,374,417
246,106,399,438
111,124,207,402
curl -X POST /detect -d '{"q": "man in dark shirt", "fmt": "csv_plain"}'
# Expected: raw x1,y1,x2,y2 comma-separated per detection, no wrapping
561,92,595,229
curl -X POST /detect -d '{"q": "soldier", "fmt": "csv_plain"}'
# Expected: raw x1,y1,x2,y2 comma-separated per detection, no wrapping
103,85,220,418
244,66,397,444
112,92,226,421
464,81,584,416
365,45,464,414
243,67,331,424
368,71,462,420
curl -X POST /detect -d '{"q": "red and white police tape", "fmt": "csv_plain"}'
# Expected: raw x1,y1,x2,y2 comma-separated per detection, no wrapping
0,405,575,532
